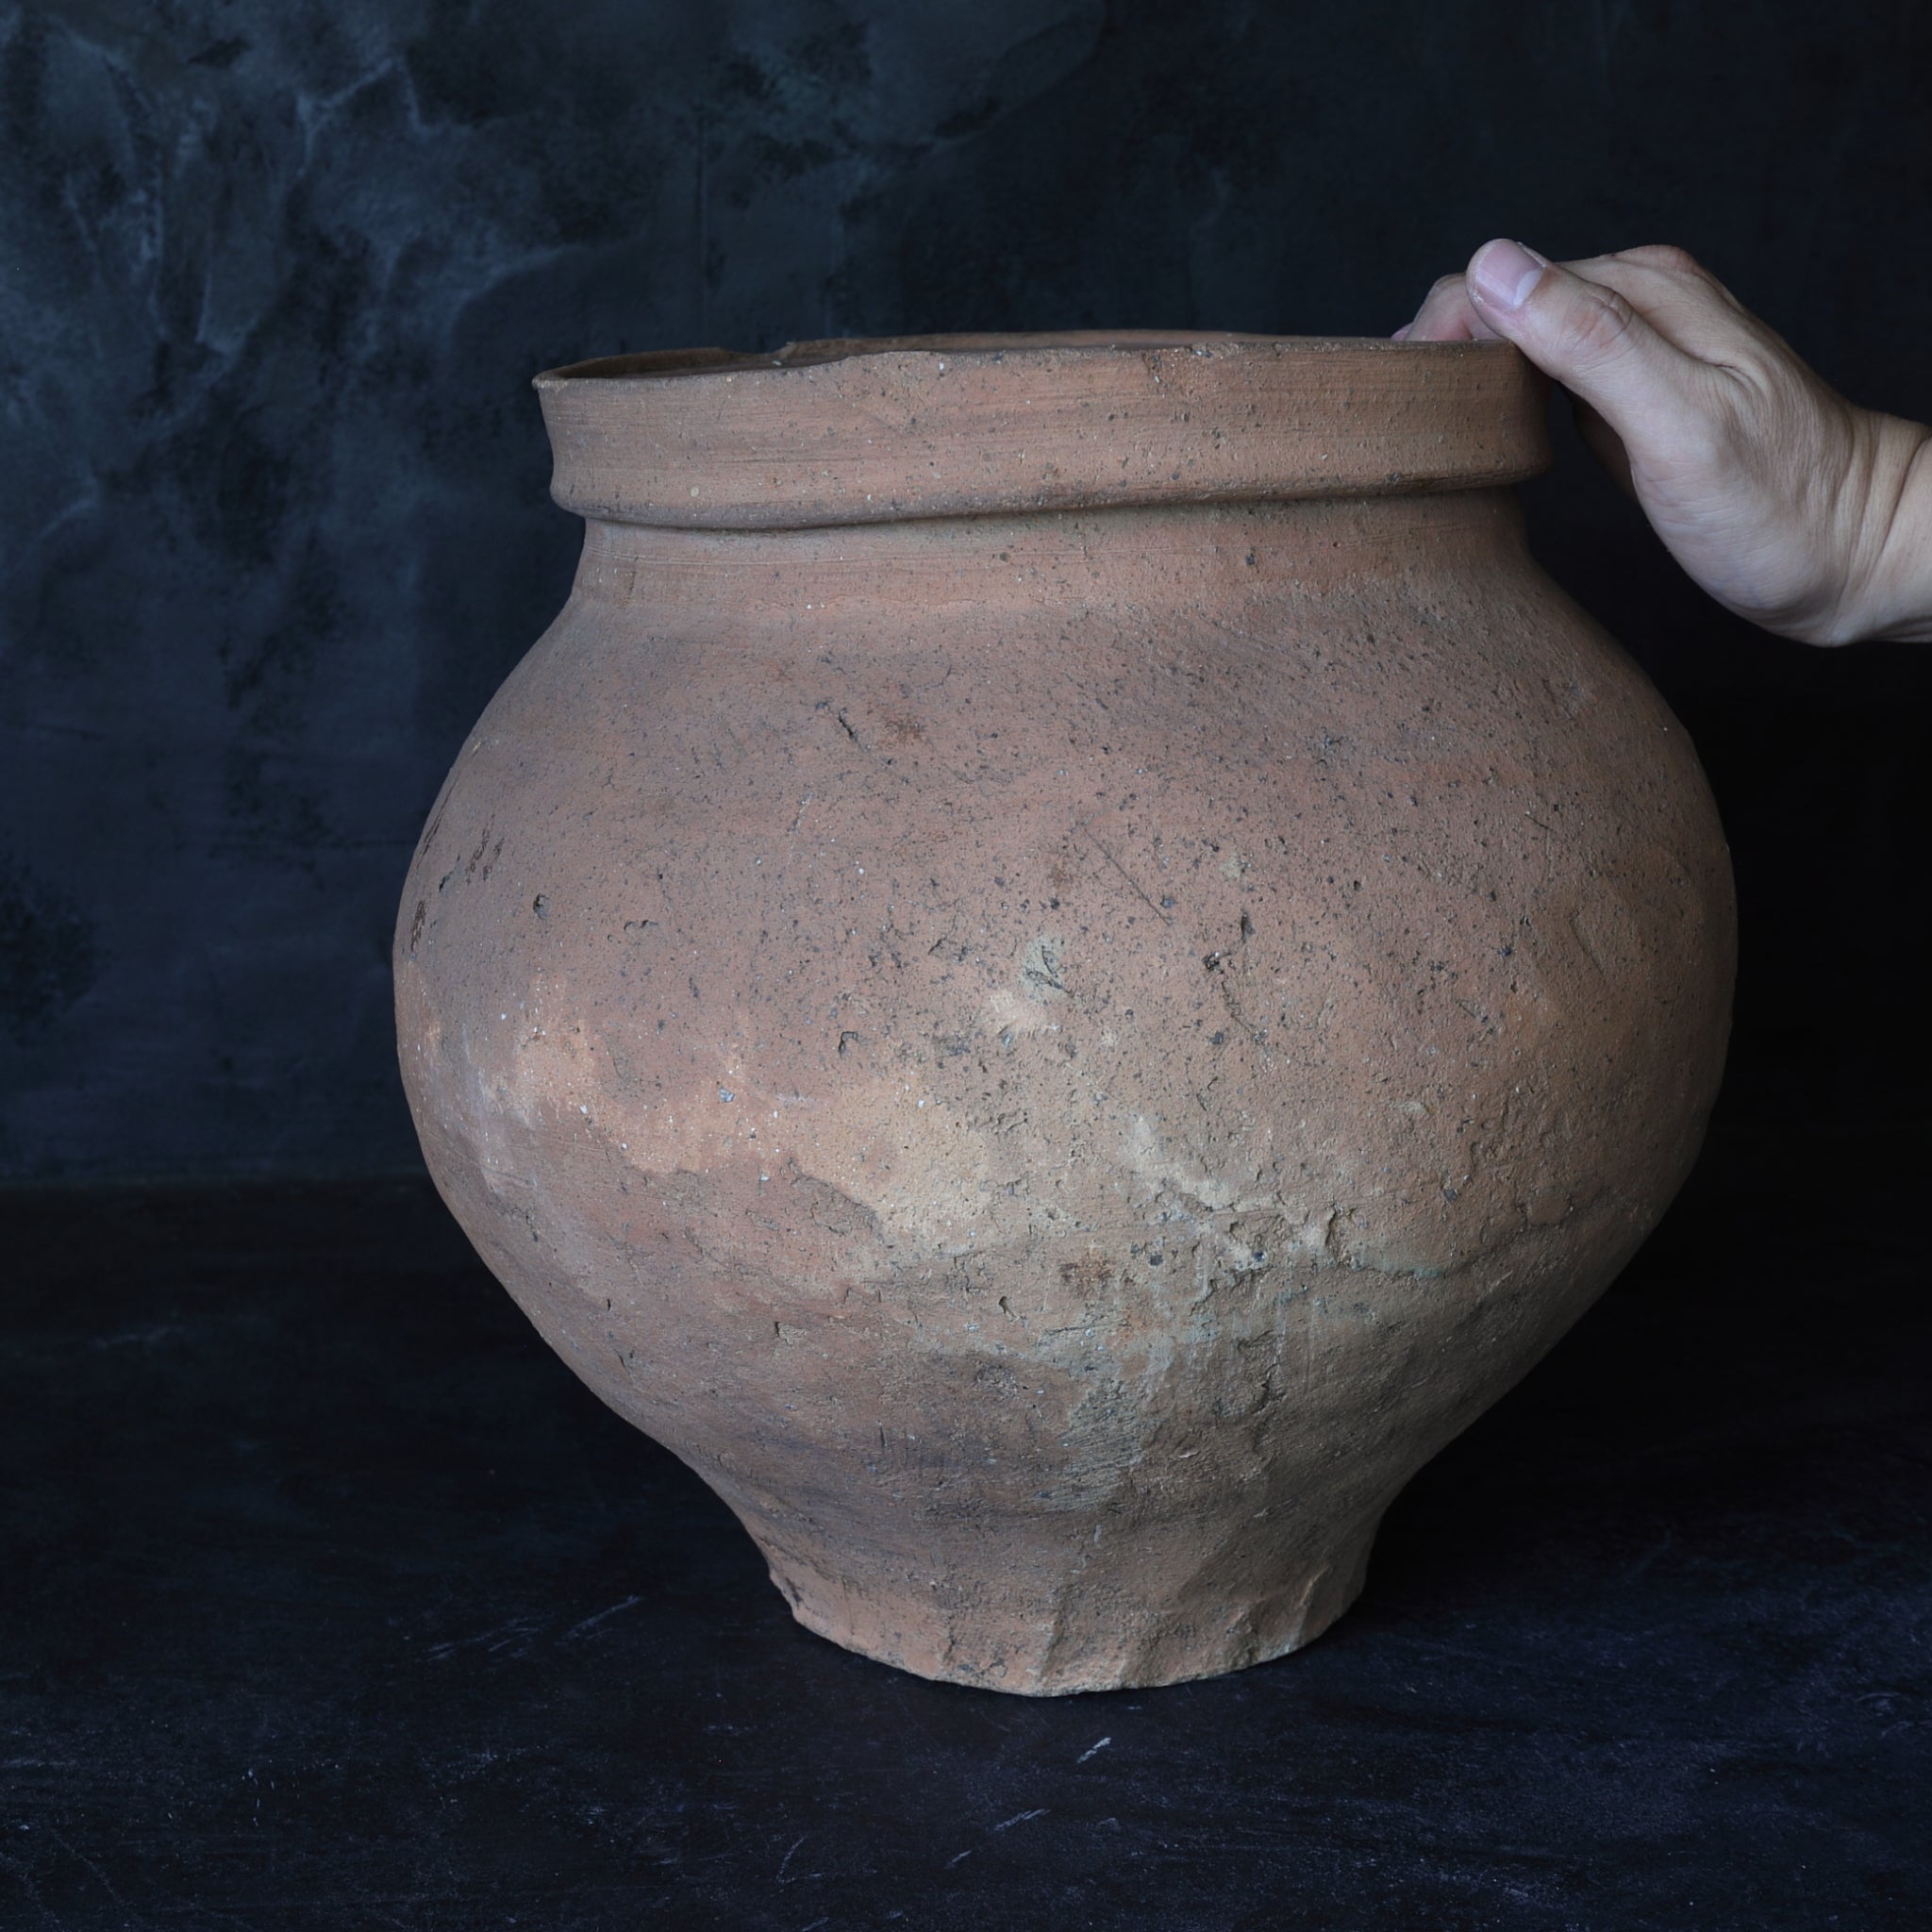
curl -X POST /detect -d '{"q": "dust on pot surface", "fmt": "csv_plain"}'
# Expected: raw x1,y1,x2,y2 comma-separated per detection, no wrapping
395,332,1735,1695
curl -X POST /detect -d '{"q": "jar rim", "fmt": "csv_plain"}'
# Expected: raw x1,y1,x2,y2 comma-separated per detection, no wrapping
534,331,1547,530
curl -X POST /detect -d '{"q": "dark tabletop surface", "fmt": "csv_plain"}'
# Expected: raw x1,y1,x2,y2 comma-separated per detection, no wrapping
3,1112,1926,1930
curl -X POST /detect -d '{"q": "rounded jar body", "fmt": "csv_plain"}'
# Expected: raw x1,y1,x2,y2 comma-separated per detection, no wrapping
396,336,1734,1693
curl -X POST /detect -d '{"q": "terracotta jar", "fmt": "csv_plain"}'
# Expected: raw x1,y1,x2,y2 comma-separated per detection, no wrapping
395,333,1734,1694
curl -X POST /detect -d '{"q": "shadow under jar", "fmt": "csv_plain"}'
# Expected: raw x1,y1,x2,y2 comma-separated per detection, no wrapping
395,332,1735,1694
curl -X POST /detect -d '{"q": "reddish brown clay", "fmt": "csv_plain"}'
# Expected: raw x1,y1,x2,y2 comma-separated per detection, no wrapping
395,333,1735,1694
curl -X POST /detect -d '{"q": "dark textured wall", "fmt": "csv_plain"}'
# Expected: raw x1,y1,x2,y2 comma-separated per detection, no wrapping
3,0,1928,1180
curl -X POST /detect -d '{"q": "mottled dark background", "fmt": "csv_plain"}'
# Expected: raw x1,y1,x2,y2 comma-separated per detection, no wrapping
4,0,1929,1181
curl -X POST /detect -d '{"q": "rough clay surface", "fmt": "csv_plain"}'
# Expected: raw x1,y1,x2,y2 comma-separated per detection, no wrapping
395,337,1736,1695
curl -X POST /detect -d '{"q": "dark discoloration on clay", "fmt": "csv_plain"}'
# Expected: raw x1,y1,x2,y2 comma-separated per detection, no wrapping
396,336,1735,1694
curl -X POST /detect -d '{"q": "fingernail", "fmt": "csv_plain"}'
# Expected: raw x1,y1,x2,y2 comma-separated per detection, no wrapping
1470,240,1548,313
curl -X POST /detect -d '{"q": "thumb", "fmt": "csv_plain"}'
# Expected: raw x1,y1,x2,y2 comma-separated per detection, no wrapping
1466,240,1698,443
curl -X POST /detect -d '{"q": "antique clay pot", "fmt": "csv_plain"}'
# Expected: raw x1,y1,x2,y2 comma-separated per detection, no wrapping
395,333,1734,1694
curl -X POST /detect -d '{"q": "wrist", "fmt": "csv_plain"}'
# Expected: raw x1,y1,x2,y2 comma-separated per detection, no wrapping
1835,412,1932,644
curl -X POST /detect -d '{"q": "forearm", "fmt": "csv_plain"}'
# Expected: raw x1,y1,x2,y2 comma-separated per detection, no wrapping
1840,412,1932,644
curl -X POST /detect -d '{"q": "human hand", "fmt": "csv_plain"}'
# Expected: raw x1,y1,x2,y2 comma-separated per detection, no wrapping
1399,242,1932,645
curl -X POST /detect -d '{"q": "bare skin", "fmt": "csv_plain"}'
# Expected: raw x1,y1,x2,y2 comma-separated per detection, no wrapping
1399,241,1932,645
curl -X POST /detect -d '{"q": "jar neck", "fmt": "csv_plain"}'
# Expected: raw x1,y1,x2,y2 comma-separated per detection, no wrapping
570,491,1531,631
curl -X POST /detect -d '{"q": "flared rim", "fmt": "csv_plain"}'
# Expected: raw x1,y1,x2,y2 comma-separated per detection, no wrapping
534,331,1546,529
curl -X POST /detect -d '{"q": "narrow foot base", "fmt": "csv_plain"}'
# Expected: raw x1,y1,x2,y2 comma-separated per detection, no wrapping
760,1518,1380,1696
